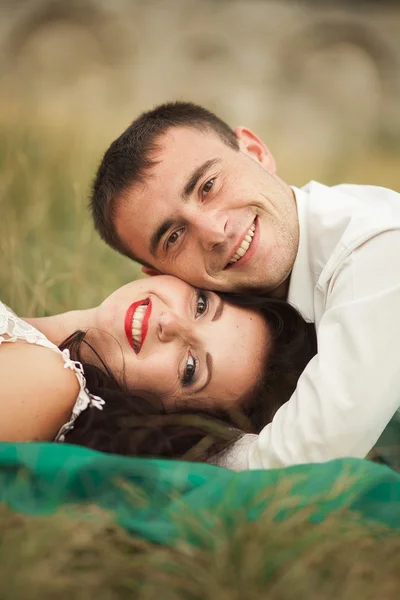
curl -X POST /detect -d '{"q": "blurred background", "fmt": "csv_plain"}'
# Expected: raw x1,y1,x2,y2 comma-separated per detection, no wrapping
1,0,400,315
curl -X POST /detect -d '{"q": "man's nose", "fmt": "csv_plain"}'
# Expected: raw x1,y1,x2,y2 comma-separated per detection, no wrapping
193,211,228,252
157,312,197,344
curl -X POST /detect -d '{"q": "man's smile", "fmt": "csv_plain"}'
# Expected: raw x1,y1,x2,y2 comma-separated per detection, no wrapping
224,218,259,270
227,220,256,266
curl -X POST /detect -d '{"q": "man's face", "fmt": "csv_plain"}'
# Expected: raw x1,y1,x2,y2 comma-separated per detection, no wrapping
115,126,299,294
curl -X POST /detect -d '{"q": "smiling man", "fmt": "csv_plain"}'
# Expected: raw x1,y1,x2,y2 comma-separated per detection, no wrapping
90,102,400,469
110,124,298,297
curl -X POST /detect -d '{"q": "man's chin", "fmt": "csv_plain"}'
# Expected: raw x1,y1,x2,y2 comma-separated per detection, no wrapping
218,268,290,297
218,276,269,294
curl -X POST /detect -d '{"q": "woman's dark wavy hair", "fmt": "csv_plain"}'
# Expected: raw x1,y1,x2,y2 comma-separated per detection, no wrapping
60,294,317,463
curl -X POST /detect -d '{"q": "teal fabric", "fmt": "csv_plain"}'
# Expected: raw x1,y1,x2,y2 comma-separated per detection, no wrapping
0,442,399,545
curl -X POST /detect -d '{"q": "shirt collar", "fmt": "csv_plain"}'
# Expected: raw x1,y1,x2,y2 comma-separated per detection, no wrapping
287,186,315,323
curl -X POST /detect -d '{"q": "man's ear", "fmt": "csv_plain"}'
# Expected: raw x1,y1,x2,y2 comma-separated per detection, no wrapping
235,126,276,174
141,266,162,277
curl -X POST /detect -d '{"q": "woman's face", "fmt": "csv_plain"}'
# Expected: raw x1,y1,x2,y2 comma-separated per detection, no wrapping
93,276,270,411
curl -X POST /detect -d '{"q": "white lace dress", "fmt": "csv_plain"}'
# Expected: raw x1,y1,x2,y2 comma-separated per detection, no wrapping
0,300,104,442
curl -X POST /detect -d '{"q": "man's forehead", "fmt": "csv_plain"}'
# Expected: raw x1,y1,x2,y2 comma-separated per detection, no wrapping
118,126,227,219
151,126,227,169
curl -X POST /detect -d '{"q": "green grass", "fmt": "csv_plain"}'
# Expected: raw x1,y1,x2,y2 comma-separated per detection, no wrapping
1,115,399,318
1,498,400,600
1,116,400,598
0,120,141,316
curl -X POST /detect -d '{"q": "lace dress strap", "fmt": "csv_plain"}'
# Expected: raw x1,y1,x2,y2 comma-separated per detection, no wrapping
0,301,105,441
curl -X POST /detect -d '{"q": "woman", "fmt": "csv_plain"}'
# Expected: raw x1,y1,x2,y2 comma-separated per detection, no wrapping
0,275,316,460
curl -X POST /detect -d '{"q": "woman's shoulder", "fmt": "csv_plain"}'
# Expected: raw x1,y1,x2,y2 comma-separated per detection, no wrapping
0,341,81,441
0,301,105,442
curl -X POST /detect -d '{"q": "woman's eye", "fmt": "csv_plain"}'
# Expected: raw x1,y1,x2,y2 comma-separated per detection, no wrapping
167,229,183,248
202,178,215,196
195,291,208,318
182,352,197,386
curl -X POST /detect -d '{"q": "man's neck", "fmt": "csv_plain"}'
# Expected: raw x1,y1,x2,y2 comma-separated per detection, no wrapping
266,275,291,300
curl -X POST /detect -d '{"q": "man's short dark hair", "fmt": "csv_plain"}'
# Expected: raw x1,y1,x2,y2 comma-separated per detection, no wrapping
90,101,240,262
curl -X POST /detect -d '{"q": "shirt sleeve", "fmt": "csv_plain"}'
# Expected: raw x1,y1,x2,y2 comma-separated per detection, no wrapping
245,229,400,469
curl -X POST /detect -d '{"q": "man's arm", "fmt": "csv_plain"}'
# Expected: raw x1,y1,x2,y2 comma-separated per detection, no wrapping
246,229,400,469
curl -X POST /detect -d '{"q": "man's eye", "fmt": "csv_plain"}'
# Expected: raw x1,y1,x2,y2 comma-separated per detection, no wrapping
182,352,197,386
202,178,215,196
195,291,208,318
167,229,183,248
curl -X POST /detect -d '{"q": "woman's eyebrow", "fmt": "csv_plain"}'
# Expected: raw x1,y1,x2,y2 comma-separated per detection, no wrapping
212,296,224,322
193,300,221,394
196,352,213,394
182,299,222,398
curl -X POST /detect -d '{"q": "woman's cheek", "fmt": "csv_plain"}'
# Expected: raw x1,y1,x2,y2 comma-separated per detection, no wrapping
97,301,120,333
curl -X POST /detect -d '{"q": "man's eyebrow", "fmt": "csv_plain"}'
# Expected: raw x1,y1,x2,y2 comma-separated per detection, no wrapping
212,296,224,322
149,218,175,257
182,158,220,200
149,159,221,257
196,352,213,394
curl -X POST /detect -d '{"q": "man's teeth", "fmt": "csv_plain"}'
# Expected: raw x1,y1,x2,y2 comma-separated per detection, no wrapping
228,223,255,264
131,304,147,349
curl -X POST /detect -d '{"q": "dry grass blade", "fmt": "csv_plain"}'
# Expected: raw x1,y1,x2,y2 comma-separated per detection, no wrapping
0,486,399,600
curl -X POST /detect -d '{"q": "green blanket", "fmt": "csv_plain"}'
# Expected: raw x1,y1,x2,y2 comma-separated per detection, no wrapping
0,442,399,545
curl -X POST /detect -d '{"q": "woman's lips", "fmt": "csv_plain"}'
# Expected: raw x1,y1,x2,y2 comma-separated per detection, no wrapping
124,298,152,353
140,300,152,351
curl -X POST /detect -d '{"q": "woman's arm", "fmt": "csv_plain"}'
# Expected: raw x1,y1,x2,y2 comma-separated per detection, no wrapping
0,342,80,441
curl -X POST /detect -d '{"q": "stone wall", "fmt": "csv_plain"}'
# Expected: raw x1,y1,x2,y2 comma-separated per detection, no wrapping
1,0,400,171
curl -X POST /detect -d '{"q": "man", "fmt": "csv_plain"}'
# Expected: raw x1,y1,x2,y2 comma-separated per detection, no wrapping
90,102,400,469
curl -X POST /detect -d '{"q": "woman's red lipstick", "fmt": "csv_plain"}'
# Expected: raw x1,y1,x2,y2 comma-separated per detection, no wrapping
124,298,152,353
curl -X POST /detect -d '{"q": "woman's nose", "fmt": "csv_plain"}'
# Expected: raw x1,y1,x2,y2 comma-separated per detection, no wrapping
157,312,195,344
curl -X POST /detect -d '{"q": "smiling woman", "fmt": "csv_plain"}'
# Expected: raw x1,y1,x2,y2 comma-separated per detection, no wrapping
61,279,317,462
88,276,270,413
0,274,316,463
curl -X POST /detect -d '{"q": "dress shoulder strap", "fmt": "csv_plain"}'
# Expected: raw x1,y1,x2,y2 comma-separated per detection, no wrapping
0,301,105,441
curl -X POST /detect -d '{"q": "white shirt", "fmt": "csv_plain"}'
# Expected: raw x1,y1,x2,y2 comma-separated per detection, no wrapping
219,181,400,470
